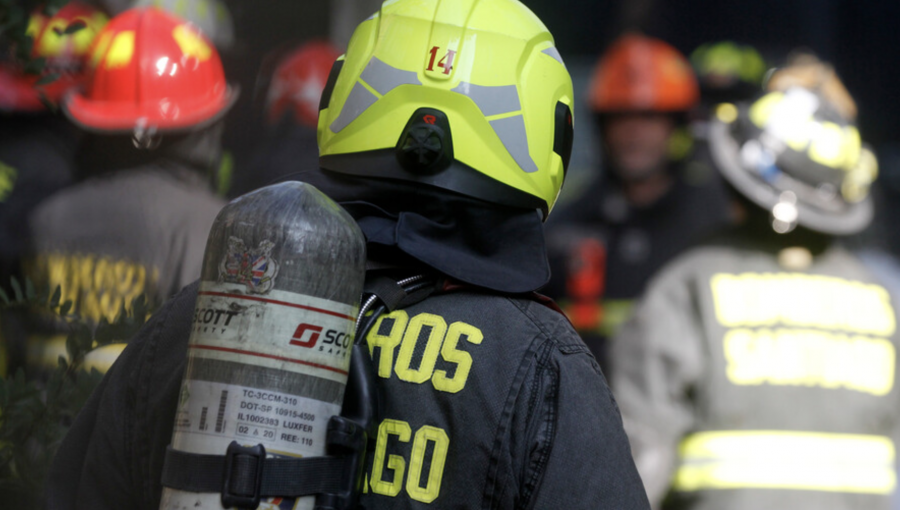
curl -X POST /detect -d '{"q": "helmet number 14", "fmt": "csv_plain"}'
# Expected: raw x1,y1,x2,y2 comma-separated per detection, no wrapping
426,46,456,75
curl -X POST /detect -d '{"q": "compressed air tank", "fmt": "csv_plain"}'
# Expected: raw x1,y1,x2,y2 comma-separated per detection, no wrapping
160,181,366,509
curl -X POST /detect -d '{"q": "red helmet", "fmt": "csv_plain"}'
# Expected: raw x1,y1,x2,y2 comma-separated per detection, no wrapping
589,33,699,113
0,2,108,112
265,40,341,128
64,7,236,133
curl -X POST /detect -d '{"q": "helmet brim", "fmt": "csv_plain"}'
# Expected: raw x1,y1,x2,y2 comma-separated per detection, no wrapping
709,118,873,235
62,84,239,133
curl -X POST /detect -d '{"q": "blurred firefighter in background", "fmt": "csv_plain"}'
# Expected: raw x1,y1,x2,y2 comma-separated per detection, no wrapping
128,0,237,195
0,1,108,376
690,40,768,121
611,56,896,510
678,39,768,273
22,7,235,375
229,39,341,197
545,33,732,373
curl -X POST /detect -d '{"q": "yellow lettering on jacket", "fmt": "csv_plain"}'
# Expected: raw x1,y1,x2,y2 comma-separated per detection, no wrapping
0,161,17,202
367,310,484,393
26,253,159,323
370,419,411,498
369,418,450,504
723,328,895,396
712,272,897,395
711,273,895,336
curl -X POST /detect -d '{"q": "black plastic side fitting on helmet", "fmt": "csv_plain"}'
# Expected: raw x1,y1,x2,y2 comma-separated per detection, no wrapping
396,108,454,175
553,101,574,176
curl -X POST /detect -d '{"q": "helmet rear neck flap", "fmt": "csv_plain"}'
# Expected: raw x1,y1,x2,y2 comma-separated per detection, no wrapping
316,0,574,220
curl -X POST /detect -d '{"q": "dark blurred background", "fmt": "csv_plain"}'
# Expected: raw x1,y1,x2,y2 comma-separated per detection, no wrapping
204,0,900,199
209,0,900,145
528,0,899,148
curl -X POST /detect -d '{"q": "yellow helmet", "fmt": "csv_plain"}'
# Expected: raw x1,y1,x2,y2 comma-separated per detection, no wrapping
317,0,574,219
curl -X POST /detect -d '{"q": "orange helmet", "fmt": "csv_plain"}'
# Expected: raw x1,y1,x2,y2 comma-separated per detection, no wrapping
0,2,108,111
589,33,699,113
265,40,341,128
64,7,237,133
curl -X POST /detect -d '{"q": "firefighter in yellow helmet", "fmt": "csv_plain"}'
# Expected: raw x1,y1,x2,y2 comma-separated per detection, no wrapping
45,2,650,509
690,40,767,113
610,57,897,510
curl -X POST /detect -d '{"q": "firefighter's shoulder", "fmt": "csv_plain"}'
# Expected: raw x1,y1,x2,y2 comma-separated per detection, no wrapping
397,289,592,356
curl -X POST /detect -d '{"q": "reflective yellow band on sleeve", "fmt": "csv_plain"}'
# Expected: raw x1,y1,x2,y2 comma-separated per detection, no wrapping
83,343,128,373
675,430,896,494
27,334,68,370
27,334,126,374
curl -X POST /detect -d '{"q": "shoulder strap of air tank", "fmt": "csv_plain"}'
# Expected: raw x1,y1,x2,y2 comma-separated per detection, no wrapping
362,272,441,312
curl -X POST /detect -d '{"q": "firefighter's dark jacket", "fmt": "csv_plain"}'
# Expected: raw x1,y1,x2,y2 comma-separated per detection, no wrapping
612,227,900,510
47,277,650,509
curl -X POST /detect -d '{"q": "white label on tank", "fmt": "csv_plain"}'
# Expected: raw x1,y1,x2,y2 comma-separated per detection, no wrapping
160,281,358,510
188,281,357,382
171,380,338,455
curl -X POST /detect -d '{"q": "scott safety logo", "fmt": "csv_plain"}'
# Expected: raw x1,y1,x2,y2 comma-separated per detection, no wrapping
290,323,351,350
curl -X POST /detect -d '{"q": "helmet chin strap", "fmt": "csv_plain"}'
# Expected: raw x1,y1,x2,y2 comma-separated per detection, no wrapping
132,119,162,150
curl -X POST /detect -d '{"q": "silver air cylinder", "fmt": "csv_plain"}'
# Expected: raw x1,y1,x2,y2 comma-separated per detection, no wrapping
160,182,366,509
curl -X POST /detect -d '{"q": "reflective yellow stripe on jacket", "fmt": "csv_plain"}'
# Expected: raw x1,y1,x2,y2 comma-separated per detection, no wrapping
675,430,896,494
27,334,127,374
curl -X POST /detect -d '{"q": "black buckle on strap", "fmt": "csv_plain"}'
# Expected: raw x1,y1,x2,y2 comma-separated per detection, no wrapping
222,441,266,509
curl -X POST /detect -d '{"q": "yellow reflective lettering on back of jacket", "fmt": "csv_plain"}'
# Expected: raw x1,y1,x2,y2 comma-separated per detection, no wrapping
711,273,895,336
395,313,447,384
367,310,408,378
712,272,897,395
433,321,484,393
370,419,411,497
368,418,450,504
0,161,17,202
25,253,158,323
723,328,895,395
366,310,484,393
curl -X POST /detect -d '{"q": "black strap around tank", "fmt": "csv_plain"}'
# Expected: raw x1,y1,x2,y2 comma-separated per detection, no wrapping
161,446,347,498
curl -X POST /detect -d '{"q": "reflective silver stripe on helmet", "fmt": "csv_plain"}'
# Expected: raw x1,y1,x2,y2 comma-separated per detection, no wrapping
489,115,538,173
360,56,421,96
331,57,422,133
451,82,521,117
330,82,378,133
542,47,566,68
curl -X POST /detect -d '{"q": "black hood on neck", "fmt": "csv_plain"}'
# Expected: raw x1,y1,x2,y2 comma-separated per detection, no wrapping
74,121,224,181
282,168,551,294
